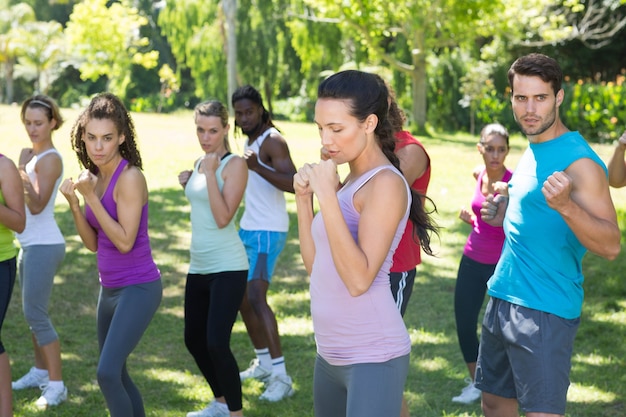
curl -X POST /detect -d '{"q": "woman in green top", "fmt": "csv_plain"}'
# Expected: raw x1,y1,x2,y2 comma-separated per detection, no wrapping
0,154,26,417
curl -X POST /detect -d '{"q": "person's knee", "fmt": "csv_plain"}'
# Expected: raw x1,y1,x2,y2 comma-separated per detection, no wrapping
97,363,117,390
206,340,230,358
247,284,268,309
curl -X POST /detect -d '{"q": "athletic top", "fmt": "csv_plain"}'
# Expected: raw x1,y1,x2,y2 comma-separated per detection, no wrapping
487,132,606,319
391,130,431,272
85,159,160,288
0,155,17,262
16,148,64,247
239,127,289,232
463,168,513,264
185,153,249,274
310,165,411,366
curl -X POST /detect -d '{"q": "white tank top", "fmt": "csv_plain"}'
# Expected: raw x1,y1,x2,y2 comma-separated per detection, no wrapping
239,127,289,232
16,148,65,246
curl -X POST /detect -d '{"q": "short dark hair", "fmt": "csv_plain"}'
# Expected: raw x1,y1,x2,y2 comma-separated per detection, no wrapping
508,53,563,96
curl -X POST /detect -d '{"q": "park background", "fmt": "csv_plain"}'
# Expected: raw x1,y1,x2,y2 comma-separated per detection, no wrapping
2,0,626,416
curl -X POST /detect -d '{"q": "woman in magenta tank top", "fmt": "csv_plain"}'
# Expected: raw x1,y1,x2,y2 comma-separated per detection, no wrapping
452,123,512,405
60,93,162,417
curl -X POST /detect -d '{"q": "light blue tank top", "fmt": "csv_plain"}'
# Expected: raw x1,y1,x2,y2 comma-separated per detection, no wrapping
487,132,607,319
185,154,249,274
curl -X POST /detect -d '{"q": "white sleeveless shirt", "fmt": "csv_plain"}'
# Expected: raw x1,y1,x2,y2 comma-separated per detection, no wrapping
16,148,65,246
239,127,289,232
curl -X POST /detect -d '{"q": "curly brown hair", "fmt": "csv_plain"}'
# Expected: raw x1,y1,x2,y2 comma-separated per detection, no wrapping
70,93,143,173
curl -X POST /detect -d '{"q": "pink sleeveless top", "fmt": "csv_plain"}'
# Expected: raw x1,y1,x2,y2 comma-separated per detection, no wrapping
310,165,411,366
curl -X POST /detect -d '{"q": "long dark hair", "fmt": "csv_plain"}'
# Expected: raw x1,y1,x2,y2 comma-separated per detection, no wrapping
70,93,142,173
318,70,438,255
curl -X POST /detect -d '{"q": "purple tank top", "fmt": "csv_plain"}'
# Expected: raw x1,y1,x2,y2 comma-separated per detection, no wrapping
85,159,160,288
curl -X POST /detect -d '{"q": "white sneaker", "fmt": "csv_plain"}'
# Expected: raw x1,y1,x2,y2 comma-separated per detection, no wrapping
239,358,271,382
186,400,229,417
12,367,49,390
259,374,295,402
452,377,481,404
35,384,67,408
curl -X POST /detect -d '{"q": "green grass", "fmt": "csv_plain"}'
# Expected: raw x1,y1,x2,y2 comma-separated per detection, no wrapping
1,103,625,416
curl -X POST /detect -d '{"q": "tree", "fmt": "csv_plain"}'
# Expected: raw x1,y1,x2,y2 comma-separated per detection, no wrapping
64,0,159,98
157,0,228,101
0,2,36,103
292,0,502,134
511,0,626,49
223,0,237,114
14,20,64,94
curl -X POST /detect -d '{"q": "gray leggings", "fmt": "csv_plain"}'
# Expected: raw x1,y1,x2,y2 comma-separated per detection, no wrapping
314,354,409,417
97,280,162,417
18,244,65,346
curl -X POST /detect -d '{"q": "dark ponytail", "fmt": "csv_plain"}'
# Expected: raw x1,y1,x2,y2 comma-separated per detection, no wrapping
318,70,438,255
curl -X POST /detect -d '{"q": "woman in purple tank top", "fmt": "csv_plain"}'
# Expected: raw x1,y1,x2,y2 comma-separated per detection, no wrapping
60,93,162,417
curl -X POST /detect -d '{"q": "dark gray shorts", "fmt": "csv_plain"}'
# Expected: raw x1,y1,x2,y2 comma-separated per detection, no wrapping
475,297,580,415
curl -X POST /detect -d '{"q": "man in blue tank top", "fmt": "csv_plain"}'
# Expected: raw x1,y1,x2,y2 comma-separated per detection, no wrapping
475,53,621,417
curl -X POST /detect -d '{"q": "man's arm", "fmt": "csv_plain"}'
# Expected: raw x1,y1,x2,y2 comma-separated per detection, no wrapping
396,144,428,186
607,131,626,188
249,133,296,193
544,158,621,260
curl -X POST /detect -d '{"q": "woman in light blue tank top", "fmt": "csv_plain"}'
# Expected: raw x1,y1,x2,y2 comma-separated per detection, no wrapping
178,101,248,417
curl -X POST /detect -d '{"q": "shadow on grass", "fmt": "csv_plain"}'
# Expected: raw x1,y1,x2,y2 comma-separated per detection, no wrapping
6,188,626,416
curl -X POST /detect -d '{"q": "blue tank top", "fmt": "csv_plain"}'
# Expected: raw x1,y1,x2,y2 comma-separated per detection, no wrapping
185,154,249,274
487,132,607,319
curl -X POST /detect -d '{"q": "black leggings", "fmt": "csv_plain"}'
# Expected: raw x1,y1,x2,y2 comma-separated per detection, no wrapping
185,271,247,412
0,257,16,355
454,255,496,363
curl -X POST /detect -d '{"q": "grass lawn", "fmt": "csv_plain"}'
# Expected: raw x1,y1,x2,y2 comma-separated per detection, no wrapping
1,103,625,416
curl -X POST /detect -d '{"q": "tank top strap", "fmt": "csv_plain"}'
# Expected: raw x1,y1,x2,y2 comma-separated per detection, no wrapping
103,159,129,200
37,148,61,159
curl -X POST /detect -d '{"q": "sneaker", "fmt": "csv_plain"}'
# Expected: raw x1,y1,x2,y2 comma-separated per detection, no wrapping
259,374,295,402
186,400,229,417
35,384,67,408
239,358,271,382
452,377,481,404
12,367,49,390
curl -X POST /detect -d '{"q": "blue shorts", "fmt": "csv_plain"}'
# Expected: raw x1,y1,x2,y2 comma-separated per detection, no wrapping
475,297,580,415
238,229,287,283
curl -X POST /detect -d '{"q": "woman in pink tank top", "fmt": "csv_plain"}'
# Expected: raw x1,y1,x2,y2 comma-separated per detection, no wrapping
294,70,438,417
452,123,512,405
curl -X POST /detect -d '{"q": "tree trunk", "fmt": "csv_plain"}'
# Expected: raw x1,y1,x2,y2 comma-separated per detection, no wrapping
4,60,15,104
222,0,237,115
411,51,428,135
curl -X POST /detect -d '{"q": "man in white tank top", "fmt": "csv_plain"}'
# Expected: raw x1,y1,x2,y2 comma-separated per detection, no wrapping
232,85,297,402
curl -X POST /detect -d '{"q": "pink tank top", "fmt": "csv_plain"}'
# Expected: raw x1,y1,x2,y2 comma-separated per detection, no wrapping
310,165,411,366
